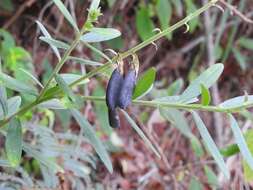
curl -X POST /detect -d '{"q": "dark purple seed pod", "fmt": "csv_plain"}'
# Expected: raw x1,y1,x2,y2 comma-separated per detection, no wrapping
108,109,120,128
118,70,136,109
106,68,123,110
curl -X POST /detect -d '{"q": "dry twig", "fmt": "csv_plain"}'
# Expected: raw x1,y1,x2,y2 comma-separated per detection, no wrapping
219,0,253,24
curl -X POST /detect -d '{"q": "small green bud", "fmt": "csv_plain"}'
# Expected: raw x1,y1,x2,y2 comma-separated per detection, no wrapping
88,8,102,23
83,21,93,31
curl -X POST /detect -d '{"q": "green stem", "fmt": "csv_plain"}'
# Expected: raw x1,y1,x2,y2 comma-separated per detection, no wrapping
0,100,38,126
81,95,253,113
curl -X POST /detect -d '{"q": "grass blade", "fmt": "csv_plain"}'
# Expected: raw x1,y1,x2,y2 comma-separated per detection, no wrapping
192,111,229,179
71,109,113,173
122,110,161,158
36,21,61,60
229,114,253,170
39,37,70,50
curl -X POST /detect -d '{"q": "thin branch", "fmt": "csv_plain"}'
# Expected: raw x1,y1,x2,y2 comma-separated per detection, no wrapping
219,0,253,24
80,96,253,114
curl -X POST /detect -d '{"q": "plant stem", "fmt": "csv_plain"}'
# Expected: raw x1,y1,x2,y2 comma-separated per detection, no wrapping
0,101,38,126
37,33,82,100
81,95,253,113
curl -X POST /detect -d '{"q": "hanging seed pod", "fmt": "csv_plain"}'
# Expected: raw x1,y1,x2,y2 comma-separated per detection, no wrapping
118,69,136,109
106,68,123,128
108,109,120,128
106,68,123,109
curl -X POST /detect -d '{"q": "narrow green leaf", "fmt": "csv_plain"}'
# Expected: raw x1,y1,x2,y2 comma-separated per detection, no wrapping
64,159,90,176
242,130,253,182
81,28,121,43
156,0,171,38
0,86,8,117
92,85,112,136
192,111,229,179
68,56,103,66
159,107,192,138
204,166,218,187
5,118,22,167
133,67,156,99
155,96,198,104
219,95,253,109
18,68,44,88
55,74,79,104
220,144,240,157
240,110,253,123
59,73,89,85
0,96,22,120
185,0,199,32
52,0,79,32
39,37,70,50
7,96,21,117
167,78,184,96
232,48,247,71
36,21,61,60
36,21,51,37
89,0,100,10
0,73,38,95
83,42,112,63
238,37,253,51
122,110,161,158
136,6,155,41
200,84,211,106
190,136,204,158
159,107,204,157
189,177,203,190
70,109,113,173
180,64,224,103
229,114,253,170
